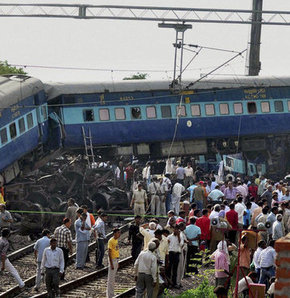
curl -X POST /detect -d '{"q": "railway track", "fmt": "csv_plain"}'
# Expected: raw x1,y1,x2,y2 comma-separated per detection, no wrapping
32,256,135,298
0,222,130,298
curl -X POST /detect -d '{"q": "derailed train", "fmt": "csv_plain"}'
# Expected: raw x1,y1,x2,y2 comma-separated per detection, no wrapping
1,74,290,183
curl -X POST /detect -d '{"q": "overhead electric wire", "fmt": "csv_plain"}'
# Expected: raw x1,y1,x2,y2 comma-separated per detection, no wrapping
186,44,242,54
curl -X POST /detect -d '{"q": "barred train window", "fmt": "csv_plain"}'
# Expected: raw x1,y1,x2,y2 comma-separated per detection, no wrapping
99,109,110,121
261,102,270,113
219,103,229,115
83,109,94,122
131,107,141,119
205,104,215,116
247,102,257,114
146,106,156,119
9,123,17,139
161,106,171,118
0,128,8,145
191,104,200,116
176,105,186,117
18,118,26,134
274,101,284,112
27,113,34,129
115,108,126,120
234,103,243,114
42,106,48,120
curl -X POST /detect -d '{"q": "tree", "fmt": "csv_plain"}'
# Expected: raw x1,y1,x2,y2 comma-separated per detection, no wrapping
0,60,27,75
123,72,148,80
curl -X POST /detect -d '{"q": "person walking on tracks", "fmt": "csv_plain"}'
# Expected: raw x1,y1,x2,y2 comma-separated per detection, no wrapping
134,241,158,298
107,228,121,298
0,228,25,289
34,229,51,292
54,218,73,280
41,238,64,298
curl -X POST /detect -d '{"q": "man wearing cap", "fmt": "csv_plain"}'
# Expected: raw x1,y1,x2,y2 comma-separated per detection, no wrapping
134,241,158,298
41,238,64,298
131,184,148,216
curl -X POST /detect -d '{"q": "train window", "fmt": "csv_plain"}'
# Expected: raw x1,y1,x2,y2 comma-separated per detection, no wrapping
27,113,34,129
219,103,229,115
205,104,215,116
191,104,201,116
288,101,290,111
274,101,284,112
41,106,48,120
176,105,186,117
234,103,243,114
9,123,17,139
161,106,172,118
131,107,142,119
115,108,126,120
146,106,156,119
18,118,26,134
0,128,7,145
247,102,257,114
99,109,110,121
83,109,94,122
261,101,270,113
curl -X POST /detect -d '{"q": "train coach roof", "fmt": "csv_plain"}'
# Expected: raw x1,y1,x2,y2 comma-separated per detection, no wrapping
0,75,44,108
44,76,290,100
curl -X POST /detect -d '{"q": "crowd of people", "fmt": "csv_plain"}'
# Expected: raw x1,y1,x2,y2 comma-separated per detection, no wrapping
126,161,290,297
0,159,290,297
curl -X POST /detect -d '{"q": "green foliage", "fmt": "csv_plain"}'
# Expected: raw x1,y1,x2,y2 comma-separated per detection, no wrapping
123,72,148,80
0,60,27,75
166,278,215,298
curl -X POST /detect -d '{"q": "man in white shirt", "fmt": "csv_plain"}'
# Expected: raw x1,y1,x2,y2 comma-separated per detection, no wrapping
235,196,246,229
41,238,64,298
252,240,266,280
171,182,185,215
258,240,276,288
34,229,51,291
184,163,194,188
148,177,161,216
272,214,284,240
134,242,158,298
139,222,156,250
167,226,184,288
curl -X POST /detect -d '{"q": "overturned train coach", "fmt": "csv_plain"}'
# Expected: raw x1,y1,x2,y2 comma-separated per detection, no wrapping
45,77,290,176
0,75,48,183
1,75,290,183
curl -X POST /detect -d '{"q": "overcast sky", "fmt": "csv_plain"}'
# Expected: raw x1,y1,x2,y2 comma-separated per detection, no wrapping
0,0,290,83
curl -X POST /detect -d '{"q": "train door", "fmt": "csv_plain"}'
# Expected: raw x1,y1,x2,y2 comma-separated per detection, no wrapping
34,94,43,141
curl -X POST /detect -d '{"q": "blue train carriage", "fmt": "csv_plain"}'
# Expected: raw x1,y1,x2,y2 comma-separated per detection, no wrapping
44,76,290,158
0,75,48,183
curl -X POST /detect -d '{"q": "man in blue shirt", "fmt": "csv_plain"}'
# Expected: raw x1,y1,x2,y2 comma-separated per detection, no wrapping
185,217,201,275
243,202,252,229
176,163,185,185
75,212,91,269
187,183,197,203
34,229,51,291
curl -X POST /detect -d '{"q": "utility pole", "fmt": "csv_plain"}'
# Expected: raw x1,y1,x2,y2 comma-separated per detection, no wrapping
247,0,263,76
158,23,192,91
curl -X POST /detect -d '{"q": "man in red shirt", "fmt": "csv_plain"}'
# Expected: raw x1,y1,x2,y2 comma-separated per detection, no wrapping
125,163,134,191
226,203,238,244
196,209,211,247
